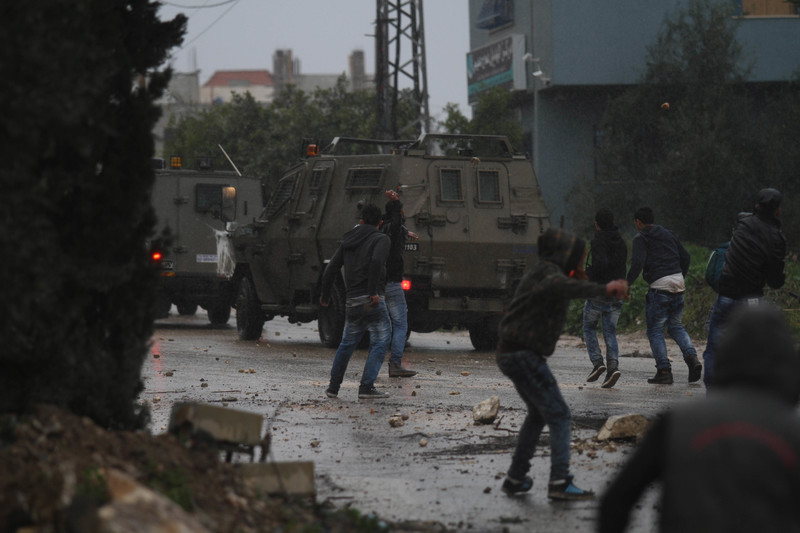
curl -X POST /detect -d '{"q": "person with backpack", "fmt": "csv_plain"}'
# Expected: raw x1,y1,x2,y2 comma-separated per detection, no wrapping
702,188,787,387
583,208,628,388
626,207,702,385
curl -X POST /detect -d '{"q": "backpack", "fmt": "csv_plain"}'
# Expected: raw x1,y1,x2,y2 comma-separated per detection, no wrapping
705,241,729,293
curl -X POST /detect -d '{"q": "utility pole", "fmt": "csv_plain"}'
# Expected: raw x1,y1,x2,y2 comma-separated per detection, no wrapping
375,0,430,140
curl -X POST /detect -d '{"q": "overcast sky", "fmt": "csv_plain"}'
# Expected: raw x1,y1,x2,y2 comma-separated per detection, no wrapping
158,0,471,121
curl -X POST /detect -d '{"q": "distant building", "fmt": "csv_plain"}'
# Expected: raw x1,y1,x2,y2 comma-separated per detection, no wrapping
272,48,373,94
200,70,274,104
154,49,374,156
467,0,800,226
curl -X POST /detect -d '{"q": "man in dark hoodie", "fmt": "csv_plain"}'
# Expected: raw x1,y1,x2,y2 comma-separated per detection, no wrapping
320,204,392,399
702,188,787,387
599,303,800,532
497,228,628,500
583,208,628,388
626,207,702,385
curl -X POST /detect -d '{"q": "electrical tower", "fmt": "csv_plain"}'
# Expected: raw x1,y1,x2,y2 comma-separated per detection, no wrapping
375,0,430,140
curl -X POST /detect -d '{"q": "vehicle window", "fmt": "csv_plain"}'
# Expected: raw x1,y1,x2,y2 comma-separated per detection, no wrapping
477,170,501,203
440,168,463,201
345,167,384,189
309,167,326,190
195,184,225,213
263,173,297,219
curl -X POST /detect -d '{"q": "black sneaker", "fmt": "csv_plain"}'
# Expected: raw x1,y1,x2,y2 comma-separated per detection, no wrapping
358,386,388,399
686,356,702,383
325,387,339,398
647,368,673,384
388,363,417,378
586,364,606,382
501,475,533,495
601,369,621,388
547,475,595,500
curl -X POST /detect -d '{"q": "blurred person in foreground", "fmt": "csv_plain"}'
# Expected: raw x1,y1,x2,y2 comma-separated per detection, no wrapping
599,303,800,532
497,228,629,499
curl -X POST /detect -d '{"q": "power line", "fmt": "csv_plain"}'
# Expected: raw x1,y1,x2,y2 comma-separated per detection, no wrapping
167,0,242,56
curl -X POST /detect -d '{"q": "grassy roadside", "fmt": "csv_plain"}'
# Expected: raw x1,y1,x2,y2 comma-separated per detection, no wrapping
565,243,800,339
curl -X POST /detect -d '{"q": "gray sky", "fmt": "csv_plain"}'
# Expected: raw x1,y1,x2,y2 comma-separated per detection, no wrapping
158,0,471,121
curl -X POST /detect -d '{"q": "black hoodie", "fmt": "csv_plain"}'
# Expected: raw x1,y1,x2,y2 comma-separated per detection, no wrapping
599,304,800,533
499,228,607,355
321,223,390,303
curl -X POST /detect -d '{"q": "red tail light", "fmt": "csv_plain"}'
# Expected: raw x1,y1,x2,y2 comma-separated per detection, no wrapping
152,251,163,262
401,279,411,291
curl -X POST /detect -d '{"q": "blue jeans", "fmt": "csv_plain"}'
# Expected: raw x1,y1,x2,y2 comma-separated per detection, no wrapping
329,301,391,391
496,350,571,481
645,290,697,369
583,298,623,368
385,281,408,366
702,295,760,387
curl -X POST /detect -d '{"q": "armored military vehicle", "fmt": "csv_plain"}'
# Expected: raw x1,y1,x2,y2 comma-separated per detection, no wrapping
231,134,550,349
151,159,263,325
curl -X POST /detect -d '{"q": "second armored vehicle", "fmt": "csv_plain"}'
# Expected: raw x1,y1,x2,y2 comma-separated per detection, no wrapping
231,134,550,349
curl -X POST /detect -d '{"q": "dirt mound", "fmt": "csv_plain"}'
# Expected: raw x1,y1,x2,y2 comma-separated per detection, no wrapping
0,405,386,532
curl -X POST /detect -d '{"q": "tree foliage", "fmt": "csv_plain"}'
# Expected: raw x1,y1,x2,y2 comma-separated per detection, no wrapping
0,1,185,428
439,87,524,151
572,0,800,248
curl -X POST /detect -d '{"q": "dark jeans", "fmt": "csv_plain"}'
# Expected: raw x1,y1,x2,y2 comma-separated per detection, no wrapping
645,290,697,369
496,350,571,481
702,295,761,387
329,301,391,391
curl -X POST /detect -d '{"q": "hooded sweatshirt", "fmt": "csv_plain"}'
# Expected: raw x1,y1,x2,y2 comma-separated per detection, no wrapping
499,228,607,355
320,223,390,304
599,304,800,533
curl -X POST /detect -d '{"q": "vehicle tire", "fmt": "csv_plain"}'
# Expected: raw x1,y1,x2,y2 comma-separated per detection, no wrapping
469,319,500,351
318,277,346,348
155,292,171,319
236,276,265,340
207,302,232,325
177,302,198,316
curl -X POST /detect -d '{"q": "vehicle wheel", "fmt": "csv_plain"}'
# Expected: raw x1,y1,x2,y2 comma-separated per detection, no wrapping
468,319,500,351
236,276,265,340
177,302,198,316
318,277,346,348
207,302,231,325
154,292,171,319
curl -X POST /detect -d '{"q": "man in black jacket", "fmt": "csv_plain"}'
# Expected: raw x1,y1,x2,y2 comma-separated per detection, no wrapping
320,204,392,399
599,303,800,533
626,207,701,384
702,188,787,386
584,208,628,388
382,189,419,378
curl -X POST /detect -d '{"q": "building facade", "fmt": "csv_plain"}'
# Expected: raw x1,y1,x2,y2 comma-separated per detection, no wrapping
467,0,800,226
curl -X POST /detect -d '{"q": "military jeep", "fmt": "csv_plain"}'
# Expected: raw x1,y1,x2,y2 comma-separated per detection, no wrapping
231,134,550,349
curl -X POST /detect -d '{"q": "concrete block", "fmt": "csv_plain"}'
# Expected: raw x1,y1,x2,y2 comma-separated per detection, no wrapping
238,461,315,497
168,402,264,445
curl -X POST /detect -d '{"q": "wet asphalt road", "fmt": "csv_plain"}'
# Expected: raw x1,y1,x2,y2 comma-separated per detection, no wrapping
144,308,708,532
